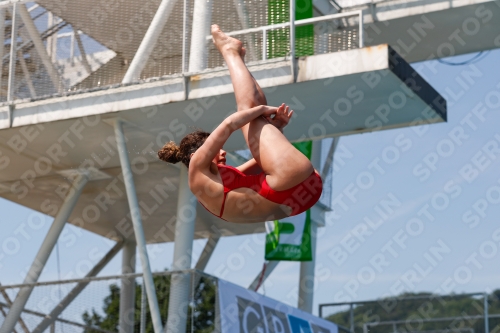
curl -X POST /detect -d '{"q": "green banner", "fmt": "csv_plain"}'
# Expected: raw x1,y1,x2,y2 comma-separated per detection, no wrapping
267,0,314,59
265,210,312,261
265,141,313,261
265,1,315,261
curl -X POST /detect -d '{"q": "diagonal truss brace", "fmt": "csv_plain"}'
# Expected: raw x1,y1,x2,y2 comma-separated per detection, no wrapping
0,285,29,333
31,241,124,333
17,4,62,92
0,172,89,333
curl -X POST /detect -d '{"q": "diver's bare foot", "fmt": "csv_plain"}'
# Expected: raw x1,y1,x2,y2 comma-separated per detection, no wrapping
241,47,246,61
211,24,242,55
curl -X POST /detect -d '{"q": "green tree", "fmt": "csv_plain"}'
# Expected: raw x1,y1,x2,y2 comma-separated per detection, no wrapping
82,274,216,333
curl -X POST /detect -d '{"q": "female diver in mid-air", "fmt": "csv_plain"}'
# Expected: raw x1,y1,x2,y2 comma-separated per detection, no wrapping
158,25,322,223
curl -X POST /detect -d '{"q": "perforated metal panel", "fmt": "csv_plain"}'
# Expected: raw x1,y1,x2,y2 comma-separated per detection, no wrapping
0,1,361,103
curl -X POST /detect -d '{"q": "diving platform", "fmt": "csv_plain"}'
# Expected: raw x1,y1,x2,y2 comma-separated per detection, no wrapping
317,0,500,63
0,44,445,242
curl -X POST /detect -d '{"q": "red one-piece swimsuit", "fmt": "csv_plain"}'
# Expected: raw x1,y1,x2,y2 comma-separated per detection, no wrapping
200,164,323,221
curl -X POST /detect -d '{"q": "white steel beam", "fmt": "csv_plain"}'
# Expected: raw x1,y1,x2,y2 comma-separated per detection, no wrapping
248,261,280,291
7,4,18,102
298,140,322,313
0,8,5,98
74,30,92,75
192,233,220,291
17,50,36,98
0,285,29,333
290,0,296,81
166,166,196,333
119,240,137,333
113,119,163,333
31,241,124,333
46,12,57,62
0,301,114,333
313,0,338,15
122,0,179,83
195,233,220,271
232,0,257,61
140,285,147,333
322,138,338,180
298,219,318,312
0,172,89,333
188,0,212,72
18,4,61,92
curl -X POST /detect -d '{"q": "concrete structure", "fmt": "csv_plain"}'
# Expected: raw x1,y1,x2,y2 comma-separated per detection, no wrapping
0,44,446,243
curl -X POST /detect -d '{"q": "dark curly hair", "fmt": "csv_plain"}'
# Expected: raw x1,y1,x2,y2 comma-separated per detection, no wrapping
158,130,210,168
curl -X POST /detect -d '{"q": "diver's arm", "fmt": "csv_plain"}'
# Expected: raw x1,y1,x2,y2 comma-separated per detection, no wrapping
190,105,277,170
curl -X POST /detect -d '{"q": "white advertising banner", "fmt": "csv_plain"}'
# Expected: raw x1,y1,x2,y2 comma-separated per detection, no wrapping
218,279,338,333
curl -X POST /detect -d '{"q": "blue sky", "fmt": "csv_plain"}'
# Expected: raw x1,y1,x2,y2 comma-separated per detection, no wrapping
1,49,499,319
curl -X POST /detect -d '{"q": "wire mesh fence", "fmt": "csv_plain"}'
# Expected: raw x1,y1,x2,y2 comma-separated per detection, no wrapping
0,0,363,104
319,292,500,333
0,270,219,333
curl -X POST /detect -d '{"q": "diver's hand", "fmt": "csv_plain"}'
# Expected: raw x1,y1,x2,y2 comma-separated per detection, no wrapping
264,103,293,132
260,105,279,117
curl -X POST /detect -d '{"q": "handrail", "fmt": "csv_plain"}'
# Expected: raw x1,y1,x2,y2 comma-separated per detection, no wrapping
366,314,500,327
0,302,116,333
206,11,362,38
205,10,364,60
0,269,203,290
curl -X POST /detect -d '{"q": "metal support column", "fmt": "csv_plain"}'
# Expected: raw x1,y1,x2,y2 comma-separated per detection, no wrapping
18,4,61,91
18,50,37,98
359,12,364,48
322,138,338,180
122,0,179,83
192,233,219,291
350,304,355,333
195,233,220,271
0,172,89,333
46,12,57,62
7,4,18,102
484,293,489,333
289,0,296,82
140,285,147,333
119,241,137,333
0,8,5,97
248,261,280,291
297,140,322,313
31,241,124,333
188,0,212,72
233,0,257,60
166,166,197,333
114,119,163,333
181,0,188,73
74,30,92,75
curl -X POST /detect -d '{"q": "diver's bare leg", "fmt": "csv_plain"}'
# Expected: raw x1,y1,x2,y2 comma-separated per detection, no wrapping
241,47,267,106
211,24,312,190
211,25,266,109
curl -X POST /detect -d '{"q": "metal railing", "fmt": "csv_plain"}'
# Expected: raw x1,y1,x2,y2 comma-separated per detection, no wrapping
363,315,500,333
319,293,500,333
208,10,364,60
0,0,364,105
0,302,114,333
0,270,218,333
